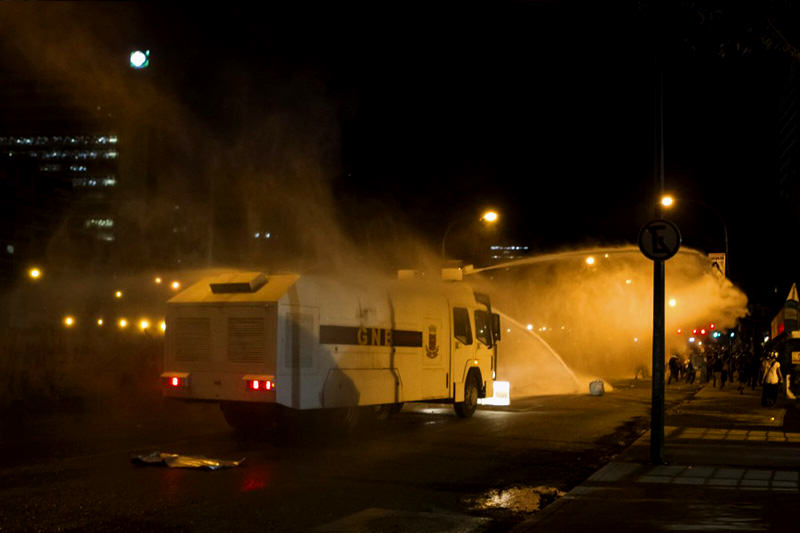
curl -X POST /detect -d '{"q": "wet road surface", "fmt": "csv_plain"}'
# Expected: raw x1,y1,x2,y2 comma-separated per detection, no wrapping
0,379,701,531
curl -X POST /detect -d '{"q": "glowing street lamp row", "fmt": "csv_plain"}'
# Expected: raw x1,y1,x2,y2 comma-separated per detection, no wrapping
62,315,166,332
115,280,180,299
27,267,182,293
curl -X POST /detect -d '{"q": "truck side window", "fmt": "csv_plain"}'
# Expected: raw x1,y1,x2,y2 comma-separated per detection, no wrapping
453,307,473,345
474,310,492,347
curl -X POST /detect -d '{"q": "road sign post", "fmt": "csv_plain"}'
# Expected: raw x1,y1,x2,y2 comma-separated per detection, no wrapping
638,219,681,465
708,253,726,277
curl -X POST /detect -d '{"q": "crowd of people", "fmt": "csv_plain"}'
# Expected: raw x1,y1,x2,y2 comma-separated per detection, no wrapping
666,342,796,407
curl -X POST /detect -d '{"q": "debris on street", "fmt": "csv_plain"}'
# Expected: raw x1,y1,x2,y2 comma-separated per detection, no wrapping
131,452,245,470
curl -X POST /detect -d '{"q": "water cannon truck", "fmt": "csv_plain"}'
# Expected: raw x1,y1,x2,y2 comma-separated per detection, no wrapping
161,269,502,429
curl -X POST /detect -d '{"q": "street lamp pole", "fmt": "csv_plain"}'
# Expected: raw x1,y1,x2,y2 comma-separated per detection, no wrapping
441,210,499,264
661,195,729,276
651,69,666,466
440,220,459,263
700,201,729,276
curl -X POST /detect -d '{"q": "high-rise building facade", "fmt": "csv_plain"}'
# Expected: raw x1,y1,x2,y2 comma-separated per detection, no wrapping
0,77,120,282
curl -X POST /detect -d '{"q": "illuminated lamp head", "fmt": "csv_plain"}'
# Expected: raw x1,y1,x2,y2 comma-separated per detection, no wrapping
129,50,150,69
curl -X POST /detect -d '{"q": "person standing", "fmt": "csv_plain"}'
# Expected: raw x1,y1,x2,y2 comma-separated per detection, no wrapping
747,351,760,390
761,355,783,407
668,355,680,385
720,355,730,389
736,356,748,394
712,355,723,388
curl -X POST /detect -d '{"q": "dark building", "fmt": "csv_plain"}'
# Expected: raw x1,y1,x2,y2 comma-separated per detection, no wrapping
778,62,800,211
0,76,121,283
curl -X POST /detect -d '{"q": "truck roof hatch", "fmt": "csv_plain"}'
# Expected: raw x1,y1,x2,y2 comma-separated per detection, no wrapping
209,272,268,293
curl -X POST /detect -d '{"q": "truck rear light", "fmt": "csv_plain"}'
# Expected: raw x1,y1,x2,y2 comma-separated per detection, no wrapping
247,379,274,391
161,372,190,389
243,374,275,392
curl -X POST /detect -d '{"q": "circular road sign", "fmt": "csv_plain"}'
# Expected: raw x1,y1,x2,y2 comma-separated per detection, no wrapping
638,219,681,261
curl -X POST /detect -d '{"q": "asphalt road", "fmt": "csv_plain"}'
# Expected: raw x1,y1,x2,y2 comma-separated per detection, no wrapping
0,379,702,532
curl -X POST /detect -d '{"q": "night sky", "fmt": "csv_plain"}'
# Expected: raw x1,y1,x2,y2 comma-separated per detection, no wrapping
3,1,800,306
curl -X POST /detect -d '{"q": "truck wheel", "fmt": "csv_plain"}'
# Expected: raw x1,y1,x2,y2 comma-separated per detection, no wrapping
220,402,249,430
220,402,277,432
331,406,361,431
454,372,480,418
373,404,393,421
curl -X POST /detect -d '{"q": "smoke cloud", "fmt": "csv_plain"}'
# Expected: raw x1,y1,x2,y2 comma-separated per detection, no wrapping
472,245,748,396
0,7,750,406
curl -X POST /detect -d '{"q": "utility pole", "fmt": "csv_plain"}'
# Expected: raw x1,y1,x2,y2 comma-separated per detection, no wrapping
651,66,667,466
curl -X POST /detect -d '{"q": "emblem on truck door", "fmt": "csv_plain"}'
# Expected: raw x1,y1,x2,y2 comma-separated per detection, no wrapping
426,325,439,358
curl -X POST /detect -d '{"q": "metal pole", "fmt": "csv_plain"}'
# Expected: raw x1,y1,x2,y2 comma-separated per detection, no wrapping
707,204,729,276
651,68,666,465
441,220,457,263
692,199,729,276
651,259,666,464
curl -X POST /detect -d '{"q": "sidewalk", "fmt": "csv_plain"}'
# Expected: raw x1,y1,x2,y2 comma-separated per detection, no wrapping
513,383,800,532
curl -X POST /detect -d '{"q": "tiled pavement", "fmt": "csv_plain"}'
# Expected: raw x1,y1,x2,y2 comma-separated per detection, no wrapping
513,384,800,532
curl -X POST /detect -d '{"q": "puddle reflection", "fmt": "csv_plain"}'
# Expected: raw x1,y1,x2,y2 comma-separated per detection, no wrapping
468,485,565,513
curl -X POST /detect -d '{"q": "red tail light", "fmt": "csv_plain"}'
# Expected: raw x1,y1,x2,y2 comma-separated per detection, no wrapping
161,372,189,389
247,379,274,391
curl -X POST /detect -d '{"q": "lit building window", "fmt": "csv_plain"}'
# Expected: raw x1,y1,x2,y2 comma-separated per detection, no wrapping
489,244,531,261
71,176,115,188
85,218,114,229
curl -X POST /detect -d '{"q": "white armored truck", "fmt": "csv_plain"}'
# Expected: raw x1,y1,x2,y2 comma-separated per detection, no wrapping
161,270,501,429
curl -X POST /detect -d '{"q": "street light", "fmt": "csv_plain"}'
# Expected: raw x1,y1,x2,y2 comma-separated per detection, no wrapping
129,50,150,69
660,194,728,275
441,209,500,262
482,210,498,223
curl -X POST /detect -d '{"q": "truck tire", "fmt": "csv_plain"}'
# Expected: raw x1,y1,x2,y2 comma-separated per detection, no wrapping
220,402,248,430
372,404,393,421
220,402,277,432
454,371,480,418
330,405,362,431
